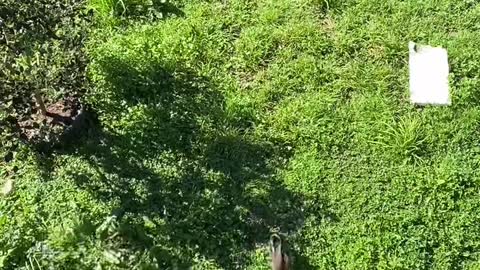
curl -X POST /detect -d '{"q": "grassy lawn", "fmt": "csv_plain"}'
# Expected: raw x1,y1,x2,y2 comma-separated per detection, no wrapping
2,0,480,269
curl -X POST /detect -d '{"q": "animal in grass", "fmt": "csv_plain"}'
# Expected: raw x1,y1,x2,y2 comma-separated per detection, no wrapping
270,234,289,270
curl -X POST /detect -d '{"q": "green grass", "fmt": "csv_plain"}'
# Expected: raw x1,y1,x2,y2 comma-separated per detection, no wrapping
3,0,480,269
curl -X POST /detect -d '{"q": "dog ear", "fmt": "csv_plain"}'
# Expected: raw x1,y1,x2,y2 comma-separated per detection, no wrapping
283,252,290,270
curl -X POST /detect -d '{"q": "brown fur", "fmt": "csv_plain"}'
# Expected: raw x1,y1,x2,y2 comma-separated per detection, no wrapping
270,234,289,270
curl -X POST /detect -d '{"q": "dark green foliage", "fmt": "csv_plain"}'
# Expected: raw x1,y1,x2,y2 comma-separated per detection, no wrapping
89,0,185,28
112,0,185,21
0,0,91,124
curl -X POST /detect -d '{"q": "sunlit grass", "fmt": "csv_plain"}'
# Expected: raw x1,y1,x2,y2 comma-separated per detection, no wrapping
3,0,480,269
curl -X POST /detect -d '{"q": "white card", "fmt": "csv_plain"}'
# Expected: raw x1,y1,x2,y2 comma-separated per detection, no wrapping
409,42,450,105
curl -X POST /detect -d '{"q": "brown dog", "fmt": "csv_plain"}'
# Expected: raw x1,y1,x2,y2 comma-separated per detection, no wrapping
270,234,289,270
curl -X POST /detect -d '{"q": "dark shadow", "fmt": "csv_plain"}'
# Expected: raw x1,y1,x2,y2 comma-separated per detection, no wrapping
39,56,318,268
276,234,316,270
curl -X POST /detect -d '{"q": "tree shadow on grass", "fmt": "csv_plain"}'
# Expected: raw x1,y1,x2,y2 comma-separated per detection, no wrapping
49,56,316,268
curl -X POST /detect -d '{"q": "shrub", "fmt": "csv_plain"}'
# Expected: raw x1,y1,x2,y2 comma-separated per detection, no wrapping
0,0,91,139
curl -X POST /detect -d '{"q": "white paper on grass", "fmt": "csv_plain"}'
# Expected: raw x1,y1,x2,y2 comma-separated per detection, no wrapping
409,41,450,105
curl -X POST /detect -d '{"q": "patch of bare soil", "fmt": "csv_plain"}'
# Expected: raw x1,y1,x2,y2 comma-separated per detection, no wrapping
16,96,93,151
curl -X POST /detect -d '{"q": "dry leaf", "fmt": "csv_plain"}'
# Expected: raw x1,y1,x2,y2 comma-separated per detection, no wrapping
1,179,14,196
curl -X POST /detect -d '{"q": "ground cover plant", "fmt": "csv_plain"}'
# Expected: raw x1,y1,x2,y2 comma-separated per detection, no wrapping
2,0,480,269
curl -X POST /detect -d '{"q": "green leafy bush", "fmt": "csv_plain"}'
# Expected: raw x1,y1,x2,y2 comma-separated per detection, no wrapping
0,0,91,132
